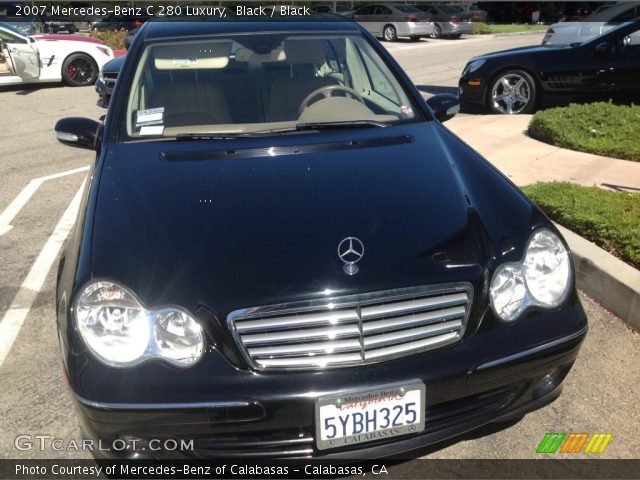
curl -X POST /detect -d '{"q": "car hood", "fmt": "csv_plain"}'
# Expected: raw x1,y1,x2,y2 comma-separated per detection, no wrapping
89,123,527,316
31,34,107,45
101,54,126,73
470,44,567,63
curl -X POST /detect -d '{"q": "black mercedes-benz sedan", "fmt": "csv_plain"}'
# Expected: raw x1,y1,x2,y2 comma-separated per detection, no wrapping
459,20,640,114
54,18,587,459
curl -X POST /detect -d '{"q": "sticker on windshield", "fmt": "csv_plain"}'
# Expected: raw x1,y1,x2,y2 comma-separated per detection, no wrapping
136,107,164,126
139,125,164,136
400,105,413,116
172,57,198,68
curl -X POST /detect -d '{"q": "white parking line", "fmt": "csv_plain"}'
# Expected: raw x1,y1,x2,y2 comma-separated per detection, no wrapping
0,166,89,236
0,180,86,369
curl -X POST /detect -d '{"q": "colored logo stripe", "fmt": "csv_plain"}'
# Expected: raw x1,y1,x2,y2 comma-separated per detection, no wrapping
585,433,613,453
560,433,589,453
537,433,612,454
537,433,566,453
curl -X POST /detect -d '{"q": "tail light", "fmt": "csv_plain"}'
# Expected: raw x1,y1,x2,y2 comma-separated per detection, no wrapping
406,16,420,22
132,20,142,28
542,27,554,44
449,16,460,25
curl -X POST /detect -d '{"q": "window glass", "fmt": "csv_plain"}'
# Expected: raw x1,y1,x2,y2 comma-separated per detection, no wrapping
355,5,374,15
121,32,421,140
0,24,25,42
374,6,392,15
395,5,424,13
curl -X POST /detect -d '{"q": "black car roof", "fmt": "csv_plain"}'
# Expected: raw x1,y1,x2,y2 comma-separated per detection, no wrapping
140,16,359,41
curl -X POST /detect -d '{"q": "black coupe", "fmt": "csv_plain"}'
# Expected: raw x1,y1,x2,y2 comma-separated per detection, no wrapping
54,18,587,459
459,20,640,114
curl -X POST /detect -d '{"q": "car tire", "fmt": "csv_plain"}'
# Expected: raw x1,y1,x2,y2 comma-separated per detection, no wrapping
431,24,442,38
62,53,98,87
383,25,398,42
487,69,538,115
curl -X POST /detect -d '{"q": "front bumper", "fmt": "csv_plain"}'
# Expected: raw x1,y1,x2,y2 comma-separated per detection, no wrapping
68,297,587,459
95,79,112,108
458,74,485,106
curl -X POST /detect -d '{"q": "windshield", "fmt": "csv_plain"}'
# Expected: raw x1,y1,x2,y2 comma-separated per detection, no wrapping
123,31,421,139
394,5,423,13
0,22,26,36
439,5,461,14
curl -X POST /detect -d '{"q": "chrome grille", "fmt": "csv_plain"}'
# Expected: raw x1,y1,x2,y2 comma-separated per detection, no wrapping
228,284,472,370
103,72,118,88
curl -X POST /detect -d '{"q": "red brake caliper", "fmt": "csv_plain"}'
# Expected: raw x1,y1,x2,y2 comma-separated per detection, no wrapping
68,64,76,79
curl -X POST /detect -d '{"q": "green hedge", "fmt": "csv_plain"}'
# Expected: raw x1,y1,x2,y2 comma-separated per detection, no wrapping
529,103,640,162
92,31,127,50
522,182,640,269
472,23,548,34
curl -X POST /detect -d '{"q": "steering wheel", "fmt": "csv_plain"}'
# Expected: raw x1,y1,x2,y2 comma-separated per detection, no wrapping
298,85,365,117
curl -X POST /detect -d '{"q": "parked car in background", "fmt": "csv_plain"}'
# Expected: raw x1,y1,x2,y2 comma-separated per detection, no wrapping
414,4,473,38
0,22,113,86
54,18,586,460
459,21,640,114
349,3,433,41
543,1,640,45
41,19,77,34
311,4,353,15
91,14,151,32
95,27,136,107
451,3,488,22
95,54,123,107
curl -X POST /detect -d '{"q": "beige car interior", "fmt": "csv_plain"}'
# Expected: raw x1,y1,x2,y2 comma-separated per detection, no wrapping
126,36,409,137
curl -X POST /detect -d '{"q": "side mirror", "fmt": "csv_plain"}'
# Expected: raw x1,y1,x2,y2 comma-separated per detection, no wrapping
593,41,612,57
427,94,460,122
54,117,101,150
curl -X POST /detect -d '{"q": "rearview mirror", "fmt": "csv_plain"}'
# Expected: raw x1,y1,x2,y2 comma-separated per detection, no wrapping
593,41,612,57
54,117,101,150
427,94,460,122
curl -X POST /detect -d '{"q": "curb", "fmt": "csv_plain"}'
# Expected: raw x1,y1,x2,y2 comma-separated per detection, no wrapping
556,224,640,330
470,30,548,38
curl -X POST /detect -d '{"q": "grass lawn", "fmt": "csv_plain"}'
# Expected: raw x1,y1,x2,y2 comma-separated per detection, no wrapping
521,182,640,269
472,23,549,34
529,103,640,162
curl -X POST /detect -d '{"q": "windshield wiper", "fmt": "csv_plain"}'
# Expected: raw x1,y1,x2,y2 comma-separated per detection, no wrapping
175,133,248,141
295,120,389,130
174,121,388,140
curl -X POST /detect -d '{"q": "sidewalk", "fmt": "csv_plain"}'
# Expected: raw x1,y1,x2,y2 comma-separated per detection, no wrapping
446,114,640,191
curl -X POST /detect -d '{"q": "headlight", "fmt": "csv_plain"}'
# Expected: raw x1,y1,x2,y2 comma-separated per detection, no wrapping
490,230,571,321
75,281,204,368
465,59,486,74
97,46,113,57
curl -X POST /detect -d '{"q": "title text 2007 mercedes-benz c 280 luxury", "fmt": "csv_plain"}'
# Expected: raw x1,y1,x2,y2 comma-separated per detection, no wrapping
54,18,587,459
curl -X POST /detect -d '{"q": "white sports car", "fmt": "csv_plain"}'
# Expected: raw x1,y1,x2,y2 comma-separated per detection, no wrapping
0,22,113,87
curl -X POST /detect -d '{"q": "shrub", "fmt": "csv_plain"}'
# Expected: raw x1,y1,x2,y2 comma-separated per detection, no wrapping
91,31,127,50
522,182,640,269
529,103,640,162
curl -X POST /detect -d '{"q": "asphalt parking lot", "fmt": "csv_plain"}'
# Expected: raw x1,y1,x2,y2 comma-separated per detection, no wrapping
1,32,639,460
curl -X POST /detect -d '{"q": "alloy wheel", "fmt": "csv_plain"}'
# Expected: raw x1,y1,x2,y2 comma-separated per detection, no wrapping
67,57,95,86
490,73,531,114
383,26,396,41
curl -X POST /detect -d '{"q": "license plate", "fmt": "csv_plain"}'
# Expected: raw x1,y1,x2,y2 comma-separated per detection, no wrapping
315,382,425,451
